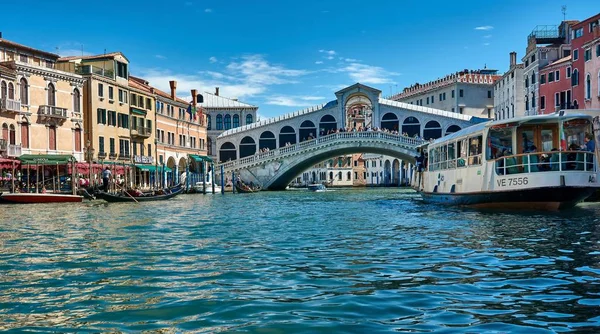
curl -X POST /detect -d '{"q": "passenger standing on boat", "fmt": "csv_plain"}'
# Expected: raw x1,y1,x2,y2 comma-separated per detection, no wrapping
102,167,111,192
415,150,425,190
583,133,595,152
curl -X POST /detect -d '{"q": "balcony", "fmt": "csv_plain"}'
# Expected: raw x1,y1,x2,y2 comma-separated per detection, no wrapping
38,105,68,124
109,152,118,159
75,65,114,79
0,97,21,113
131,126,151,138
97,151,107,159
7,144,21,157
528,25,564,44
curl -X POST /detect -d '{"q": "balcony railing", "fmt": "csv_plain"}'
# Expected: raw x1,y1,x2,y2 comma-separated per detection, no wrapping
71,111,83,120
131,126,151,138
75,65,114,79
7,144,22,157
0,139,6,151
38,105,68,118
97,152,107,159
118,154,131,161
0,98,21,112
109,152,118,159
496,151,595,175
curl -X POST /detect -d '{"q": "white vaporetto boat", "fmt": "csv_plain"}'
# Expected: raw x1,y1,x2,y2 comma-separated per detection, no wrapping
416,111,599,210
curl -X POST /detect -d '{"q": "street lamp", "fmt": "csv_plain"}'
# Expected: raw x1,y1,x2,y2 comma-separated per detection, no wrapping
84,140,94,185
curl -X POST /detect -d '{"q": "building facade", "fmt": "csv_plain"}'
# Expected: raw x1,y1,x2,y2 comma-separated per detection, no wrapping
1,37,85,161
494,52,525,120
538,55,572,114
571,14,600,109
199,88,258,160
154,80,208,182
57,52,132,165
392,69,500,119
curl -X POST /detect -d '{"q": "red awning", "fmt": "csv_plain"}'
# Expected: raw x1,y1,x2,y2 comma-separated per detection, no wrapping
69,162,130,176
0,158,20,171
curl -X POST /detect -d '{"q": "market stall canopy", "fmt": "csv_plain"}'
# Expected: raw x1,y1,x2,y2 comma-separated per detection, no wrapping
18,154,74,165
189,154,213,163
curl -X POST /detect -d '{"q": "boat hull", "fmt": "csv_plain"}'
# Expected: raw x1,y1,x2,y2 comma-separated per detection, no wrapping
420,186,596,210
96,186,183,203
0,193,83,204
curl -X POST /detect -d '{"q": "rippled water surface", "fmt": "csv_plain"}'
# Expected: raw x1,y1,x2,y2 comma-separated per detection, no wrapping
1,188,600,333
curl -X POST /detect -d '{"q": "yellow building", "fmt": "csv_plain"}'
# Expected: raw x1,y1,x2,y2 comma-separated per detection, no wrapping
0,37,85,161
57,52,131,165
153,80,208,185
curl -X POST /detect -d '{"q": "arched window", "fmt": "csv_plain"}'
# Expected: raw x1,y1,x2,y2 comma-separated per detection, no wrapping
319,114,337,134
572,69,579,86
246,114,253,125
73,88,81,113
0,81,6,99
381,113,399,131
74,126,82,152
21,118,29,149
216,114,223,130
224,114,231,130
219,142,236,162
207,115,211,130
445,125,461,135
299,120,316,142
423,121,442,140
207,137,212,156
48,83,56,106
233,114,240,128
20,78,28,105
8,83,14,99
8,124,15,145
2,123,8,141
279,125,296,147
347,171,351,181
585,73,591,99
259,131,276,150
401,117,420,137
239,136,256,158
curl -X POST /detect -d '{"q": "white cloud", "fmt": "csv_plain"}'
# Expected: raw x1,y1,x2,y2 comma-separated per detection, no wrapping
335,62,400,84
319,49,336,56
209,56,218,63
204,8,212,13
155,54,167,59
483,34,492,39
326,56,334,60
58,49,93,57
315,61,324,64
265,95,325,107
135,54,309,101
344,58,358,62
474,25,494,30
483,42,490,46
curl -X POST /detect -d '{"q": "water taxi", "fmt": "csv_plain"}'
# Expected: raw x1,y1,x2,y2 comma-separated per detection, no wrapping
417,111,599,210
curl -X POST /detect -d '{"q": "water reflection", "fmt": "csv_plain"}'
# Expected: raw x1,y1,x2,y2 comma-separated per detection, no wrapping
0,189,599,332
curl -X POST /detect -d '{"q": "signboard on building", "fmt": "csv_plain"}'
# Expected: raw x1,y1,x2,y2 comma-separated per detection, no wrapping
134,155,154,164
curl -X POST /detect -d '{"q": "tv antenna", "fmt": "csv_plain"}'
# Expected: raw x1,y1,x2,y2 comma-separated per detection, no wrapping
561,5,566,21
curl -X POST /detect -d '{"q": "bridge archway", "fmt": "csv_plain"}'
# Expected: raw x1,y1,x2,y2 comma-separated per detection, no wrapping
446,125,461,135
299,120,316,142
259,131,276,150
381,113,399,131
402,117,420,137
423,120,442,140
219,142,237,162
319,114,337,134
392,159,400,185
384,159,391,185
239,136,256,158
345,93,373,129
279,126,296,147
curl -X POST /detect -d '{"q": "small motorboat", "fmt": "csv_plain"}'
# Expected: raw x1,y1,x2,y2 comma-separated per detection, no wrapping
0,192,83,204
307,184,327,192
192,181,222,193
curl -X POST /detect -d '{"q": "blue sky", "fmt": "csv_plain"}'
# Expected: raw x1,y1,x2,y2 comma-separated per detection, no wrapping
2,0,595,119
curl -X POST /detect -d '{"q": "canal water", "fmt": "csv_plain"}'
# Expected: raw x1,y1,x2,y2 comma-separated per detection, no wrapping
1,188,600,333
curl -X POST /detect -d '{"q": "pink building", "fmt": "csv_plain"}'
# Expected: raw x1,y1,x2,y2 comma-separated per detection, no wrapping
538,55,573,114
571,13,600,109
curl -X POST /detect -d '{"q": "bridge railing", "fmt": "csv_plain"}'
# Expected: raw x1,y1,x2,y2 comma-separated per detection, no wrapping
218,131,426,171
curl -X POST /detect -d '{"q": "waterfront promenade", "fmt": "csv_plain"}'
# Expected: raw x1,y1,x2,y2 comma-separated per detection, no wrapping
1,188,600,332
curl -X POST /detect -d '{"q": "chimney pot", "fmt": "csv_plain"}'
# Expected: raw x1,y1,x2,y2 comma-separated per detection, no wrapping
215,87,220,96
191,89,198,105
510,52,517,67
169,80,177,99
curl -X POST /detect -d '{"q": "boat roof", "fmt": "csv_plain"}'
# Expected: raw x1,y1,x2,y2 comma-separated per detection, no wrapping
429,111,593,147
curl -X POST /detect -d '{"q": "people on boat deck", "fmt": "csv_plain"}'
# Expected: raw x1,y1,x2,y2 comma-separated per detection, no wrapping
102,167,111,191
583,133,595,152
41,186,47,194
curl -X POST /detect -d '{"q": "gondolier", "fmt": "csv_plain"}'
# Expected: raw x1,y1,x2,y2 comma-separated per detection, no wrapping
102,167,111,191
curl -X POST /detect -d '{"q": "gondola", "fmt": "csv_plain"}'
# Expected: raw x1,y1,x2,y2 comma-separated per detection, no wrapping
95,185,183,203
234,182,261,193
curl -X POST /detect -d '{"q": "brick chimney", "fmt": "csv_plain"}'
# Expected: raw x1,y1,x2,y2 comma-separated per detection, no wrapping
191,89,197,105
509,52,517,67
215,87,219,96
169,80,177,99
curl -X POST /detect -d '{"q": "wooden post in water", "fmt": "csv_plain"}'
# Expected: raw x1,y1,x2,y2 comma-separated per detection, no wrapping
11,160,15,192
202,160,206,194
220,164,224,194
211,163,215,194
54,162,58,193
27,164,30,193
71,158,76,195
232,171,236,194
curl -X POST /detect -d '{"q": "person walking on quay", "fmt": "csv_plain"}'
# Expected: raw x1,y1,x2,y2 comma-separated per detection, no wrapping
102,167,112,192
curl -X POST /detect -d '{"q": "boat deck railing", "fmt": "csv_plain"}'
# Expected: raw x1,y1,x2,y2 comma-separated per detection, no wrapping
495,151,595,175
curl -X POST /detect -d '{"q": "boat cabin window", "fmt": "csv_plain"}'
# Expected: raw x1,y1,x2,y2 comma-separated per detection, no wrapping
457,139,467,167
448,142,456,168
468,136,483,165
564,119,591,149
488,127,513,159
